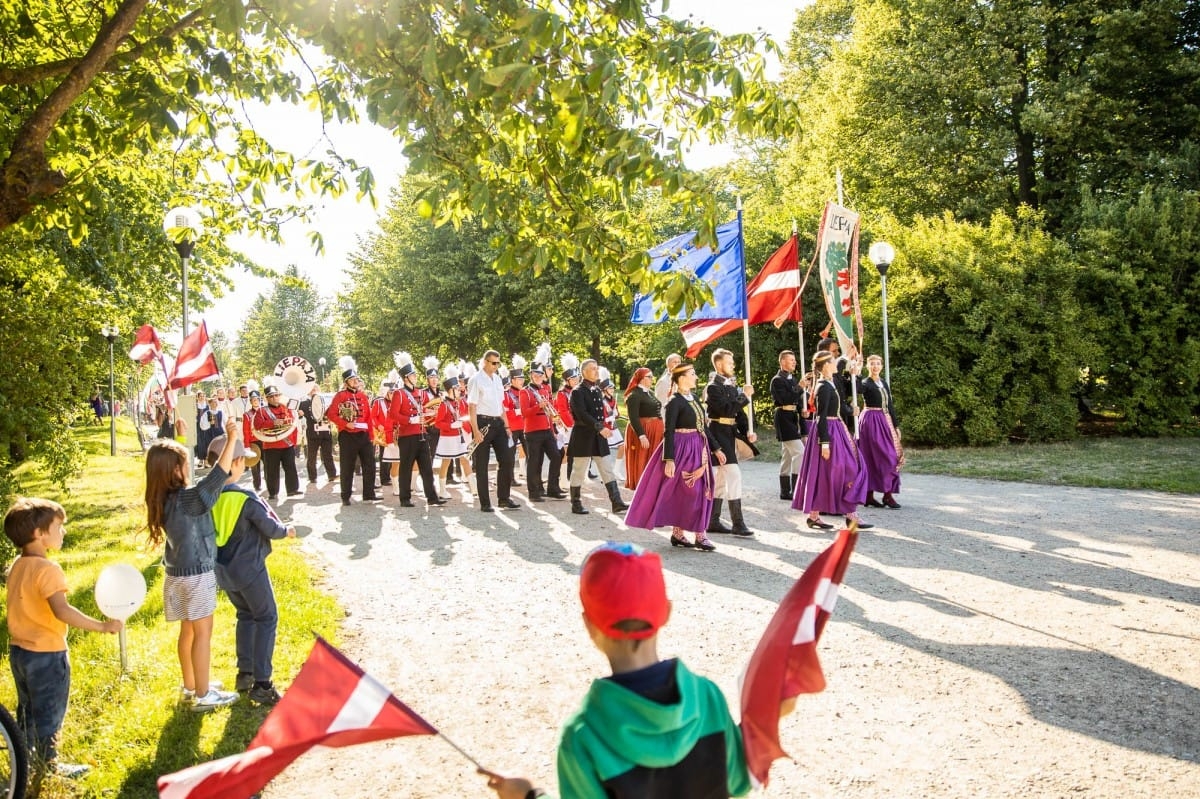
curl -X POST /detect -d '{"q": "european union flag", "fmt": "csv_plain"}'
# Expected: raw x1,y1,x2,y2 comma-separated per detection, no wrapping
629,215,747,324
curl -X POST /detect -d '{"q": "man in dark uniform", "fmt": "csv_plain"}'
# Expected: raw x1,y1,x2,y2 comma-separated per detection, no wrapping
299,383,336,484
567,359,627,515
326,358,378,505
704,348,757,536
770,349,806,500
519,360,567,502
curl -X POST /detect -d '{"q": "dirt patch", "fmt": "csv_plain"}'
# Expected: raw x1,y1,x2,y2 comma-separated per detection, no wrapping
264,464,1200,798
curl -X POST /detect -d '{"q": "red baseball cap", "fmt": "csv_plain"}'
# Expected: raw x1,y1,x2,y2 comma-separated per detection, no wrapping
580,543,669,640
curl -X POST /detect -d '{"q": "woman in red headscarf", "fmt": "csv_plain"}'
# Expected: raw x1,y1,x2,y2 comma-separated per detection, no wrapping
622,366,664,490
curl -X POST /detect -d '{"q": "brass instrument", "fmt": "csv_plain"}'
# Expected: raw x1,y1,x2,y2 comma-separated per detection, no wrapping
466,424,490,458
252,408,298,444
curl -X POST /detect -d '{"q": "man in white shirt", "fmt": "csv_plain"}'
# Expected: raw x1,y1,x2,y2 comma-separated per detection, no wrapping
655,352,682,406
468,350,519,512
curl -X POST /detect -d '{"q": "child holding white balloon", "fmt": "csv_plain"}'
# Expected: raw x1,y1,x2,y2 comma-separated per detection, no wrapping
4,497,122,777
144,418,241,711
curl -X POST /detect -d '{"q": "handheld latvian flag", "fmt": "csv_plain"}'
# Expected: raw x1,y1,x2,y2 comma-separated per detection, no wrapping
815,202,863,355
158,637,437,799
740,528,858,787
167,321,220,390
679,234,802,357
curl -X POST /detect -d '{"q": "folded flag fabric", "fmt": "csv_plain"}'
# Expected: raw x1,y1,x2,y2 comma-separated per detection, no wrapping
158,637,437,799
740,528,858,787
629,216,747,324
128,324,164,364
680,235,801,357
167,321,219,390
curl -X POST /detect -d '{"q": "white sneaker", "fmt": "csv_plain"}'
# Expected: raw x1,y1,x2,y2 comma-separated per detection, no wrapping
190,687,239,712
181,680,223,702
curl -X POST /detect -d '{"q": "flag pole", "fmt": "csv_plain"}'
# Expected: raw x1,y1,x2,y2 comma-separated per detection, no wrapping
737,196,754,434
436,728,488,772
793,220,807,377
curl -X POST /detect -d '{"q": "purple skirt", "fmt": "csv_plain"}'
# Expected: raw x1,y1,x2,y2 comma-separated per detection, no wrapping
791,418,867,515
625,431,714,533
859,409,901,494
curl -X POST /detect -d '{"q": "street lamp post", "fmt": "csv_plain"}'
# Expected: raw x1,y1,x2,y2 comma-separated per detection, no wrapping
162,206,203,392
101,324,120,456
868,241,896,386
318,357,326,384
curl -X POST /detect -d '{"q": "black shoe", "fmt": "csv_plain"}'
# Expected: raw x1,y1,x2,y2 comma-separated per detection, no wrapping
341,499,352,506
248,682,282,706
268,495,279,501
446,475,459,485
429,498,448,506
399,500,415,507
883,495,902,509
806,517,834,530
847,517,874,530
670,533,695,548
479,505,494,513
235,671,255,692
498,499,521,509
864,498,885,508
529,494,546,503
547,490,568,499
287,491,303,497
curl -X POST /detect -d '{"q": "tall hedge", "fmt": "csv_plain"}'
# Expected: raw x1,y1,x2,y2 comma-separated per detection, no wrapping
865,211,1092,445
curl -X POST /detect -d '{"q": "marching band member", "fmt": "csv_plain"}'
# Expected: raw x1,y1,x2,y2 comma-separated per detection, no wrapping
519,357,566,502
299,383,336,483
389,353,445,508
556,353,579,481
420,355,443,470
434,366,473,496
251,384,301,501
704,348,758,537
503,355,528,486
326,357,379,505
373,373,399,493
241,389,264,492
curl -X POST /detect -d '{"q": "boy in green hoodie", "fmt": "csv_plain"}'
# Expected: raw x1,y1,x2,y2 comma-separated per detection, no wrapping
483,541,752,799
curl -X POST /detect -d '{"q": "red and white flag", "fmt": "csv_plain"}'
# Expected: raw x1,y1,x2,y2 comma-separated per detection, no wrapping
740,527,858,787
128,324,164,364
158,637,437,799
679,235,801,357
168,321,220,390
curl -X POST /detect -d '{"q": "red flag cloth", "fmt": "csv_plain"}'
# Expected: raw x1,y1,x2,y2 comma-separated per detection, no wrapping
740,528,858,787
157,637,437,799
128,324,163,364
167,321,220,389
680,235,801,357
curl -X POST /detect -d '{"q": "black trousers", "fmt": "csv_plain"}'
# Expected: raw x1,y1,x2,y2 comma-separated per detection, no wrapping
472,416,514,505
397,435,438,502
262,446,299,498
524,429,562,497
306,432,336,482
377,445,391,484
338,431,377,501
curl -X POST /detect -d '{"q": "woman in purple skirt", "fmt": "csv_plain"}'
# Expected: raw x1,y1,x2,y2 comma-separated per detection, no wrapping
859,354,902,509
791,351,871,530
625,363,726,551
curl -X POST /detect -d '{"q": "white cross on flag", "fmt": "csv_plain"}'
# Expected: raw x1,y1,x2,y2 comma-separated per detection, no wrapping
740,527,858,787
157,637,437,799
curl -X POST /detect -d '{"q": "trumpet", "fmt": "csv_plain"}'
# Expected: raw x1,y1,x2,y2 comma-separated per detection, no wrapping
466,424,491,458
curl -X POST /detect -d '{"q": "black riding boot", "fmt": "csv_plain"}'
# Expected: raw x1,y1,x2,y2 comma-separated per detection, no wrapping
570,486,589,515
707,498,732,534
729,499,753,537
605,481,629,512
779,475,793,500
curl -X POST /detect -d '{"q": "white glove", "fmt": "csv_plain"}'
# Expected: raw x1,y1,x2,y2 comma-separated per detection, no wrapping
451,421,463,429
408,415,420,424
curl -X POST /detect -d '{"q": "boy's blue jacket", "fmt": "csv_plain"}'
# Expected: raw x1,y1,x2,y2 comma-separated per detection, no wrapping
211,485,288,591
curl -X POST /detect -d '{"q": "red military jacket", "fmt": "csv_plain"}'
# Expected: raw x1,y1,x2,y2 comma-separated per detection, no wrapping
251,402,297,450
328,388,371,434
554,386,575,428
388,385,425,438
520,382,555,433
503,387,524,433
435,396,472,439
371,395,393,445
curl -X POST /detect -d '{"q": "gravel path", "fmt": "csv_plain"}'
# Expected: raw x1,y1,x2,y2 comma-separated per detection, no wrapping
264,461,1200,798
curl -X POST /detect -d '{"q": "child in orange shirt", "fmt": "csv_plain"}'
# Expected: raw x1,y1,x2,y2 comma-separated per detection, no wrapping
4,497,122,777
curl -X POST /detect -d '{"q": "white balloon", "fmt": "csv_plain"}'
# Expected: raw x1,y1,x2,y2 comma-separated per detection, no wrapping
94,563,147,621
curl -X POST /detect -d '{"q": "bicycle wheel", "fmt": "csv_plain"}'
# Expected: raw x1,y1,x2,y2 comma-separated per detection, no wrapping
0,704,27,799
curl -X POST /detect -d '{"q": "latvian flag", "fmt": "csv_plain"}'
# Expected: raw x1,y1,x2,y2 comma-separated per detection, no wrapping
680,235,801,357
740,527,858,787
167,321,220,390
158,637,437,799
128,324,164,364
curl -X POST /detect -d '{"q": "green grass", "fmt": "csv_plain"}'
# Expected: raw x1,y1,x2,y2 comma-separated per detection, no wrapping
0,419,341,798
903,437,1200,494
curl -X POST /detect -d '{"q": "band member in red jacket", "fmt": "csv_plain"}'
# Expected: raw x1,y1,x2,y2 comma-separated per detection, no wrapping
326,357,379,506
389,353,445,509
250,384,300,501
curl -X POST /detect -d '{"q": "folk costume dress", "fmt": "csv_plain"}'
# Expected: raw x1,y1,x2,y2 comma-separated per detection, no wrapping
858,377,902,496
623,386,663,490
791,377,868,516
625,392,720,533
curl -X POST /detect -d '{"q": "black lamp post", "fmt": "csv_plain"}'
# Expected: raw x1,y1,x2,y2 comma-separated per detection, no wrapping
101,324,120,456
162,206,202,393
868,241,896,385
